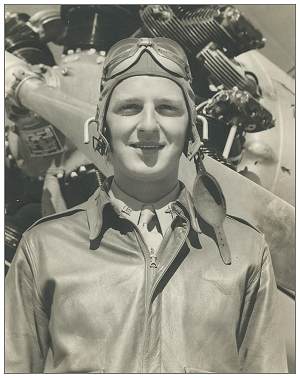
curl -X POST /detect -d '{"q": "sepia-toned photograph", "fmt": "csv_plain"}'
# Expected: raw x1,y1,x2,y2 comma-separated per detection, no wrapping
4,4,295,373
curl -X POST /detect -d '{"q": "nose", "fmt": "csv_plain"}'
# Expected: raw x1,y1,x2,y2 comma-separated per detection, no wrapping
137,105,159,134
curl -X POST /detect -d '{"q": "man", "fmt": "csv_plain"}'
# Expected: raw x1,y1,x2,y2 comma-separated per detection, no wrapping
5,37,287,373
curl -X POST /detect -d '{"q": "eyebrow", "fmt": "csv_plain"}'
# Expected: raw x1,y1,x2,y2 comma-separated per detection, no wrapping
113,97,141,104
156,98,184,105
113,97,184,105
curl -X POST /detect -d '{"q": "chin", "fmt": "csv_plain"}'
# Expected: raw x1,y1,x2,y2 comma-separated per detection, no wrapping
126,162,177,182
112,149,181,181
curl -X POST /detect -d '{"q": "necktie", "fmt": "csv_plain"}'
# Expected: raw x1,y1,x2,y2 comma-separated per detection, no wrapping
139,207,154,229
138,206,163,268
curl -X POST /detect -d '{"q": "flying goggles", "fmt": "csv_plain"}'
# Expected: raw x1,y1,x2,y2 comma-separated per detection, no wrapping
101,37,193,84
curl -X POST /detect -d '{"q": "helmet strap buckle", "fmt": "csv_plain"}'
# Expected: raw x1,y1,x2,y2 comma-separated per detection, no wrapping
186,122,202,161
93,133,110,156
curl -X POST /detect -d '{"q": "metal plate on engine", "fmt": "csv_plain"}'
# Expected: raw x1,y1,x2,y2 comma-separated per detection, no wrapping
19,124,64,157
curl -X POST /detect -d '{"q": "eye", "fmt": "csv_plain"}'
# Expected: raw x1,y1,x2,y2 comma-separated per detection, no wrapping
156,104,181,116
117,103,142,115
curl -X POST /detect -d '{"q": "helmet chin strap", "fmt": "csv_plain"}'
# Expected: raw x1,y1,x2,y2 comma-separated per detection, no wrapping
184,117,231,264
192,151,231,265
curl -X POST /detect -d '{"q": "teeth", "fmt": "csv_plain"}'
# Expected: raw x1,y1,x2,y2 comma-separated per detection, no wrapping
138,146,161,149
132,144,162,148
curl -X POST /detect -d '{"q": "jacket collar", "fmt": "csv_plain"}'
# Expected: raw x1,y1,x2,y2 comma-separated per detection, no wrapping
86,185,111,240
85,178,230,265
85,178,202,241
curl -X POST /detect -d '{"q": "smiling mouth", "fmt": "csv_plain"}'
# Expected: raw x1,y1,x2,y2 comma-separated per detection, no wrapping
130,142,164,150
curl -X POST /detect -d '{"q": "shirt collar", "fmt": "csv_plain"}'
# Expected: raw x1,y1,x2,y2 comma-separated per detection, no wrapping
109,179,180,235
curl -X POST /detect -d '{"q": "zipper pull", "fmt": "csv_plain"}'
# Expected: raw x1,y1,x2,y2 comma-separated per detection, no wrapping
149,248,158,269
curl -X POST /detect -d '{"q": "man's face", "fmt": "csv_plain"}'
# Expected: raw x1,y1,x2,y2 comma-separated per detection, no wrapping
106,76,189,182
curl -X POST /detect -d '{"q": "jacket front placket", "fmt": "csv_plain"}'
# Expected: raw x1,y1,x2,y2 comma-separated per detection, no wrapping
140,208,190,373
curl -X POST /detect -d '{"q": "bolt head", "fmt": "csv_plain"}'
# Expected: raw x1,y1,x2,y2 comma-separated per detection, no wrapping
87,48,96,55
70,171,78,178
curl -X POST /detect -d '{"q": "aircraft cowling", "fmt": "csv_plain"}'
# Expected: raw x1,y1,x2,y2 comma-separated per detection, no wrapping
236,51,295,207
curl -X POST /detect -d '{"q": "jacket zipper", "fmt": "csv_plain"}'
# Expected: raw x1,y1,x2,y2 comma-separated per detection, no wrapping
141,212,190,372
131,223,159,372
132,224,159,270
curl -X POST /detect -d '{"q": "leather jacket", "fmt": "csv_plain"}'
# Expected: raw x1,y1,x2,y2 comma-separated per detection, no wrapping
5,184,288,373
